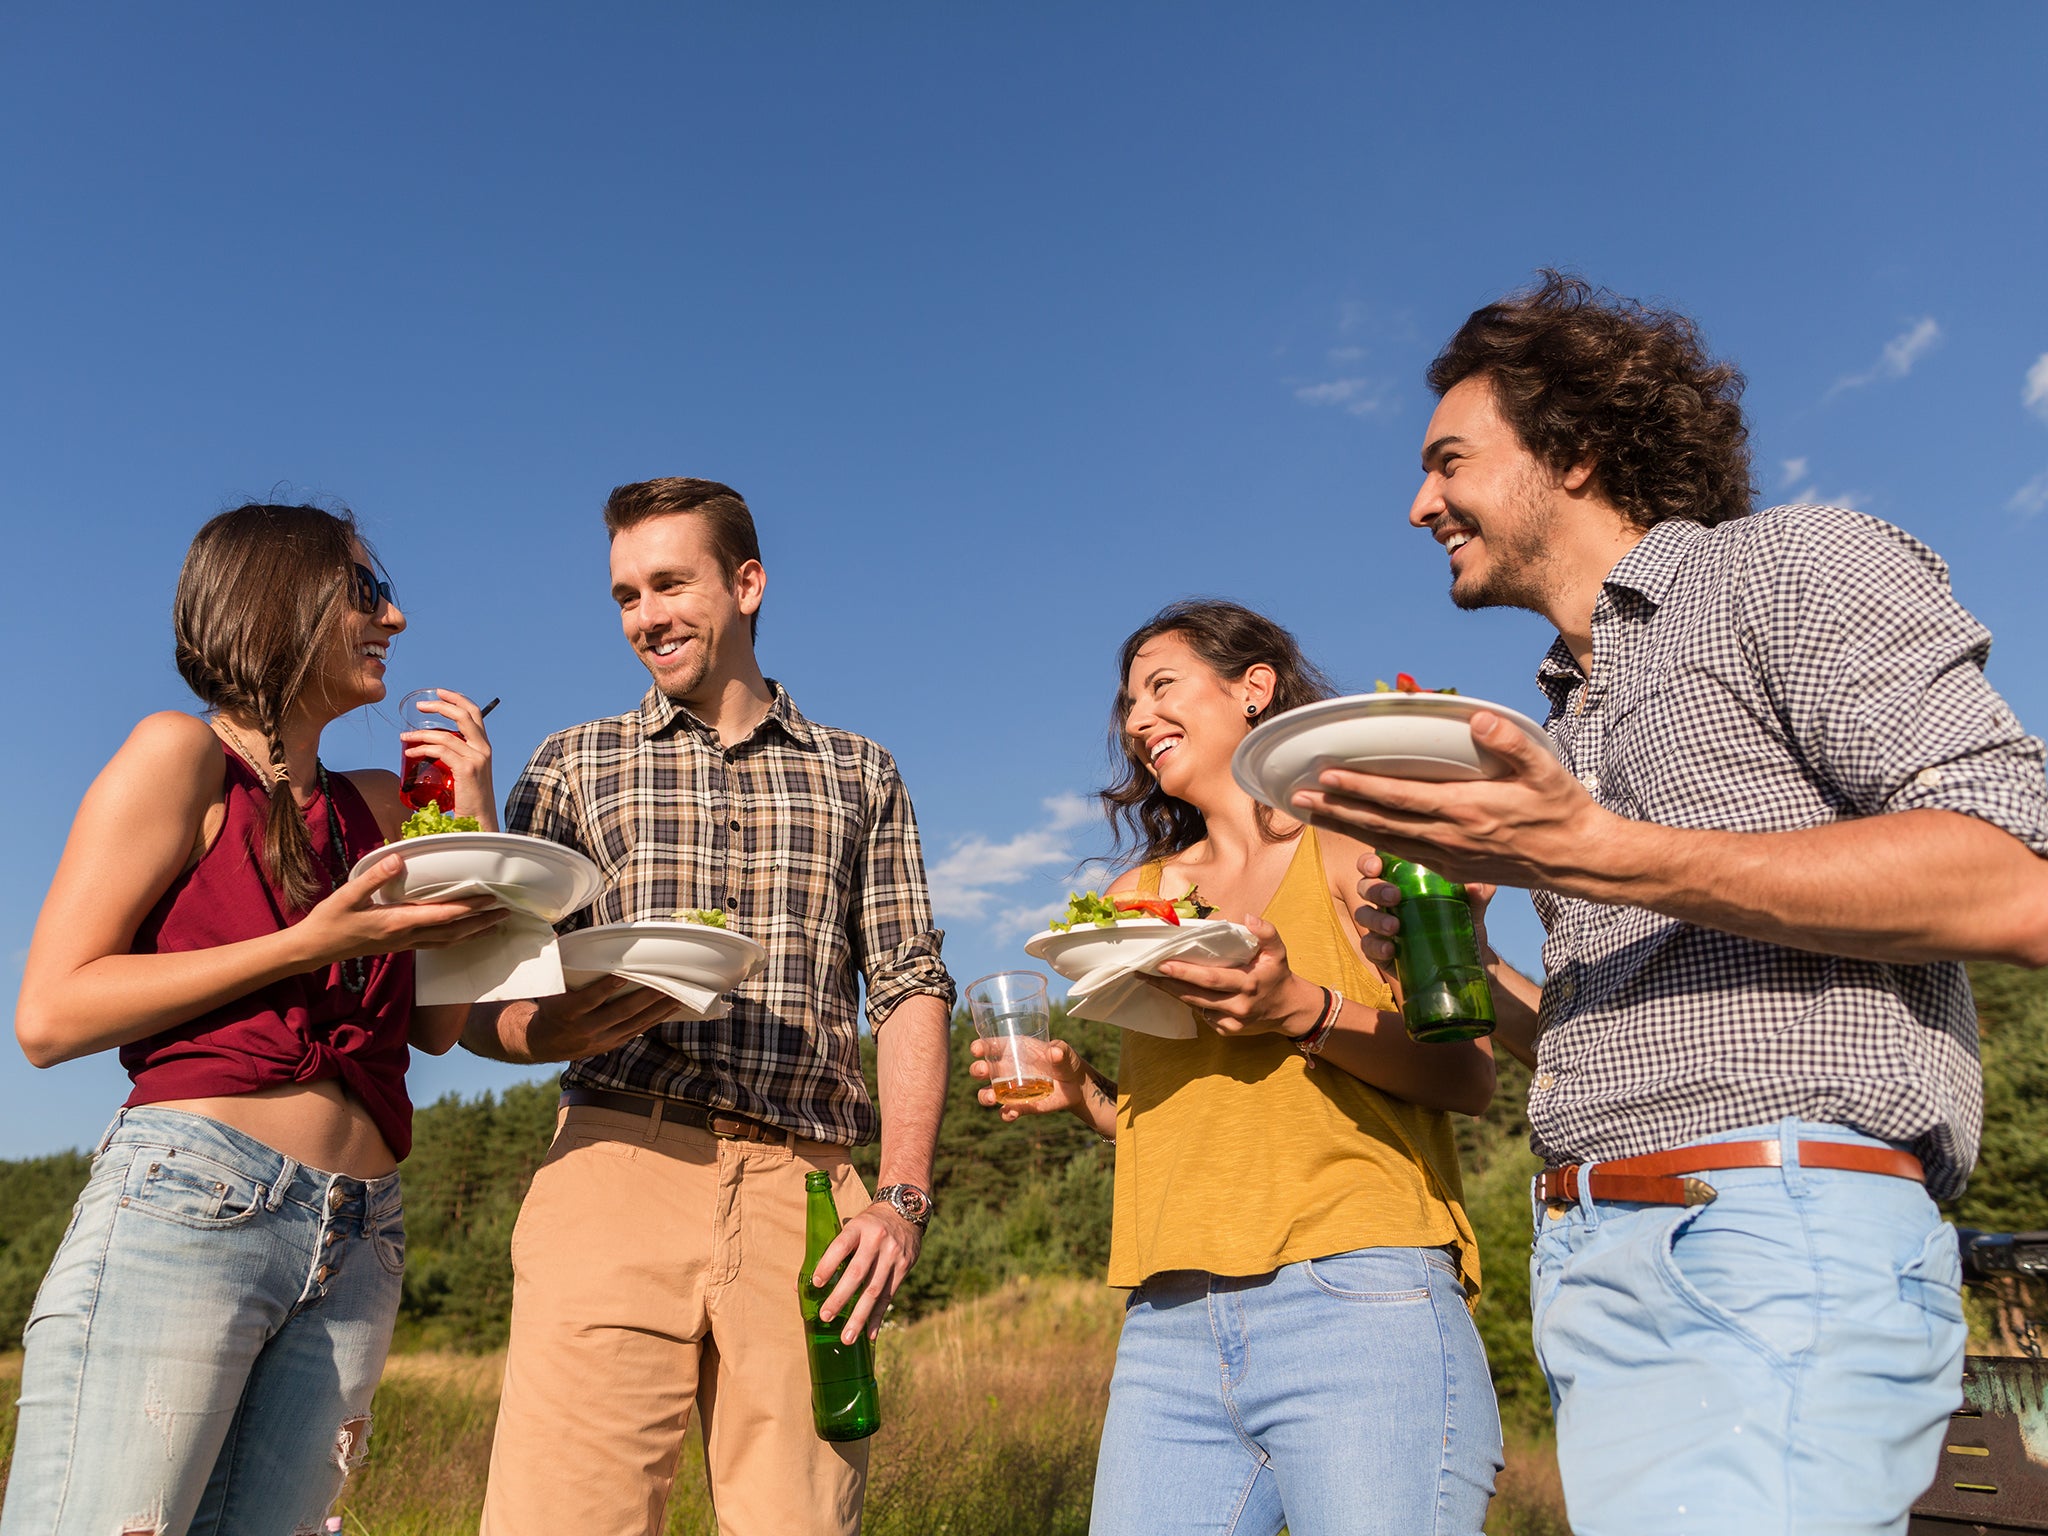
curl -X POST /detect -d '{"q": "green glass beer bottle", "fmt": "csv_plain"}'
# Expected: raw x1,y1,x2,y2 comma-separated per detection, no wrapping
800,1171,881,1441
1378,851,1496,1043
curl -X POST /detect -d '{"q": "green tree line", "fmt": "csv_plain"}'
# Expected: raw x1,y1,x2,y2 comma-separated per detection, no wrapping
4,966,2045,1407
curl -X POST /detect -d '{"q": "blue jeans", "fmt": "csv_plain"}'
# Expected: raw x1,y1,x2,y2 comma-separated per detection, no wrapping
1529,1118,1966,1536
0,1108,405,1536
1090,1247,1503,1535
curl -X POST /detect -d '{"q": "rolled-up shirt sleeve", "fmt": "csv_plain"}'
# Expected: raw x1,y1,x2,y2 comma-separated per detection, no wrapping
1748,507,2048,853
850,751,957,1027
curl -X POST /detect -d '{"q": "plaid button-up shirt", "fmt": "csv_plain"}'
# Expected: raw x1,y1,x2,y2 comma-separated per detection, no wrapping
1529,505,2048,1199
505,681,955,1145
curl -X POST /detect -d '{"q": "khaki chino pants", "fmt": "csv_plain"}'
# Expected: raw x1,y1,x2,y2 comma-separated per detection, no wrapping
480,1104,872,1536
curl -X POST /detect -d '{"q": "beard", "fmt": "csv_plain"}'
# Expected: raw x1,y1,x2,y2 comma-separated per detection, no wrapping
1449,466,1559,615
642,636,713,703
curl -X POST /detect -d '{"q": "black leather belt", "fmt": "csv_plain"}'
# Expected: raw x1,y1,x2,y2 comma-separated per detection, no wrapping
560,1085,795,1146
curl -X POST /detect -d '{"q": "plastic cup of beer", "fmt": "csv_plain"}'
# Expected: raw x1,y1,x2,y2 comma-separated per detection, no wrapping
966,971,1054,1106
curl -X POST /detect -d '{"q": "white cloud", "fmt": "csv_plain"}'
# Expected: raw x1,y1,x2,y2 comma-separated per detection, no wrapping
1829,316,1942,396
1778,463,1867,512
1328,345,1366,363
2010,470,2048,519
2024,354,2048,424
928,793,1095,923
1294,377,1390,417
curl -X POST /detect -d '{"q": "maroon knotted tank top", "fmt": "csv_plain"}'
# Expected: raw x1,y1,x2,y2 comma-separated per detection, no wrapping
122,746,418,1158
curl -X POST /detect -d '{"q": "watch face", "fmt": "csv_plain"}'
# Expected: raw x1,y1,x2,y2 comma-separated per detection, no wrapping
888,1185,931,1220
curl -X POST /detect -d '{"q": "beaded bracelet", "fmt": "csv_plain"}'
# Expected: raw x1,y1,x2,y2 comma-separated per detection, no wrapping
1295,986,1342,1066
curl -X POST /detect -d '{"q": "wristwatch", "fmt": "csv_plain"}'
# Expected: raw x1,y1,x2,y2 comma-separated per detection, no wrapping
874,1183,935,1229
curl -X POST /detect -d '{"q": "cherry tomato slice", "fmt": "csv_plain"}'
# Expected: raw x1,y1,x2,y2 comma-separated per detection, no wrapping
1113,896,1183,926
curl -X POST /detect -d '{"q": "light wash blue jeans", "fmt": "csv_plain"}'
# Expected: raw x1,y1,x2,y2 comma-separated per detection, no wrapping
0,1108,404,1536
1090,1247,1503,1535
1529,1117,1966,1536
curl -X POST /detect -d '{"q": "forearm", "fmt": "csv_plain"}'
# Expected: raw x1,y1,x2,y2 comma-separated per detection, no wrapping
1072,1058,1120,1139
1576,808,2048,968
411,1003,472,1055
1309,998,1495,1116
874,994,949,1189
1480,949,1544,1070
459,999,539,1064
18,926,331,1068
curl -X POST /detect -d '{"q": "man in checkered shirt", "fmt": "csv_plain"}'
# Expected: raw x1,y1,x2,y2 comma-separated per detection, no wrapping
462,479,955,1536
1302,275,2048,1535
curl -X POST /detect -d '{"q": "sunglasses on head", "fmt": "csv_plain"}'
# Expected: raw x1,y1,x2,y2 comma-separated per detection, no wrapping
350,561,395,616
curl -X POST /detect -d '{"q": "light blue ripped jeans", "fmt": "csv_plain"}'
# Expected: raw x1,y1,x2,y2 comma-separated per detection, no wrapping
0,1108,404,1536
1529,1117,1966,1536
1089,1246,1503,1535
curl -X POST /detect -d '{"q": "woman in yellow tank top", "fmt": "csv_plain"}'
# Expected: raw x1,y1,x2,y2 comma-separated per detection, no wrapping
972,600,1504,1536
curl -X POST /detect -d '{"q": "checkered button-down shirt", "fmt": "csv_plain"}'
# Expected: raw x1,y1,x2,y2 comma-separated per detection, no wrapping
505,682,956,1145
1529,505,2048,1199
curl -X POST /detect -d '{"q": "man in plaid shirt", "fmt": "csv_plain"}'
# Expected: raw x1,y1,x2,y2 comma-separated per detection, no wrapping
464,478,955,1536
1303,275,2048,1534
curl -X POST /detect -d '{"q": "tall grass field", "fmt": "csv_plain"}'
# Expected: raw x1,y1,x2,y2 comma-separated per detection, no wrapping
0,1277,1570,1534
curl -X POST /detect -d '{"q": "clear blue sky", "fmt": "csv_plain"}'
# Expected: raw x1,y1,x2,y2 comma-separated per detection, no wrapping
4,4,2045,1157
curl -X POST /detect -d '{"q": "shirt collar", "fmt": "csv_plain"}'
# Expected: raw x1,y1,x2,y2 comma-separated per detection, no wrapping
1532,519,1707,704
635,679,816,750
1599,517,1702,609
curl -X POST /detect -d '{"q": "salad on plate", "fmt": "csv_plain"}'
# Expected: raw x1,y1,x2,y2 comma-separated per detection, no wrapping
1047,889,1217,932
400,801,482,838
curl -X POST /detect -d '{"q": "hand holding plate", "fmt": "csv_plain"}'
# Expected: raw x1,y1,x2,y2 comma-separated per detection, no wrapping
1148,914,1324,1037
1296,711,1618,890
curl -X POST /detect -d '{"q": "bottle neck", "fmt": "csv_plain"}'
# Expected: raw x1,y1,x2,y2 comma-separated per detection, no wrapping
1378,850,1464,899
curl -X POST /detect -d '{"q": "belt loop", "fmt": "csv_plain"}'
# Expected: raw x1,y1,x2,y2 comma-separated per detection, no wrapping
1575,1160,1602,1227
644,1097,663,1145
94,1108,127,1158
267,1158,299,1212
1779,1115,1808,1197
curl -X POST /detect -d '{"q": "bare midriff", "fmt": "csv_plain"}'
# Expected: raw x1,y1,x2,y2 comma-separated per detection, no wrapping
152,1079,398,1179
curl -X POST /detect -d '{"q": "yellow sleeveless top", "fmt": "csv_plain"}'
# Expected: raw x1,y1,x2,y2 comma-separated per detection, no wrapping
1108,827,1481,1300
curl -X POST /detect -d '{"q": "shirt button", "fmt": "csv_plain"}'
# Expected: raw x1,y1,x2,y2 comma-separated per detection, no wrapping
1578,771,1600,793
1534,1070,1557,1091
317,1265,333,1283
726,897,739,908
730,820,741,831
1915,766,1943,788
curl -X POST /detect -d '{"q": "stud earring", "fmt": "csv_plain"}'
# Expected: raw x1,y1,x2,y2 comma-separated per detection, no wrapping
1245,702,1260,719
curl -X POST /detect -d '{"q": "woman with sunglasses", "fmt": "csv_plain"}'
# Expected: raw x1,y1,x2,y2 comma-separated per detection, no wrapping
972,600,1503,1536
4,503,506,1535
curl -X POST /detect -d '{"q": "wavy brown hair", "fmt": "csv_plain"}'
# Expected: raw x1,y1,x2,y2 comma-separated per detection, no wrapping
1428,271,1754,528
174,503,372,910
1101,599,1338,870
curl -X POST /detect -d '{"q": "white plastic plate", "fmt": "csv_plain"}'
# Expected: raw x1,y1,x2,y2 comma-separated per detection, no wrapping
1230,692,1559,811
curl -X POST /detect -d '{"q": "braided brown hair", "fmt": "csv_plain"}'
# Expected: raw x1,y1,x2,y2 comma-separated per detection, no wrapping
1100,599,1338,870
174,503,366,910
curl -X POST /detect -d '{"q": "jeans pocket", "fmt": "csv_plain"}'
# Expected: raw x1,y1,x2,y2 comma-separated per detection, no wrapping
123,1147,264,1230
1304,1247,1433,1302
1657,1200,1816,1365
1898,1221,1965,1325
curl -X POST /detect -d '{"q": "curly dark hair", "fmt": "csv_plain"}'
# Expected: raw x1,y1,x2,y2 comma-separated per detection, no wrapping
1427,271,1754,528
1100,599,1338,870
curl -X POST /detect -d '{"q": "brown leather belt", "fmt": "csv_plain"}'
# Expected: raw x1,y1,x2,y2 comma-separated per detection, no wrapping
560,1085,795,1146
1537,1140,1925,1208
